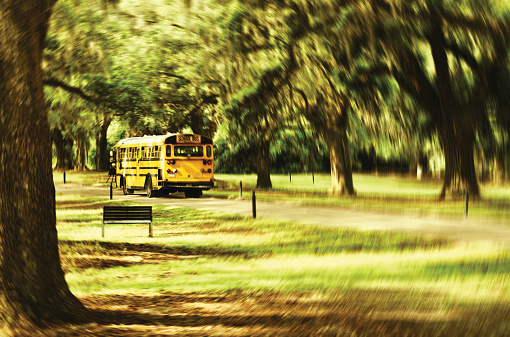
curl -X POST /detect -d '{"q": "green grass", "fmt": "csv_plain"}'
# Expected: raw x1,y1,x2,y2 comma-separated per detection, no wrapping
54,186,510,335
214,172,443,197
57,196,509,301
213,173,510,222
53,170,110,185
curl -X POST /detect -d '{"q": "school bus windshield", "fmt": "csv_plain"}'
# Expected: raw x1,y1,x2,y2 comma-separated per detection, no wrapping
174,146,204,157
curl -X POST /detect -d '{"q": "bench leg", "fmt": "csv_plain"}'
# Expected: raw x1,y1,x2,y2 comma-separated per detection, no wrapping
102,222,105,238
149,222,153,238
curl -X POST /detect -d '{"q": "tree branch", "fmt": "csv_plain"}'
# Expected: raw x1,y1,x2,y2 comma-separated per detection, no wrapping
158,72,190,81
393,49,442,122
43,78,99,103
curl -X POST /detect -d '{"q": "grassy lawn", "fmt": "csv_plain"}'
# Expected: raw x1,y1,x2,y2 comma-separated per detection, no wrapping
212,173,510,222
52,189,510,336
54,171,510,223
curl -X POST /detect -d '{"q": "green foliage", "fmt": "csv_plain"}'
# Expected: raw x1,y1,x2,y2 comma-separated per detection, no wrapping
84,72,155,117
44,0,510,185
214,137,256,173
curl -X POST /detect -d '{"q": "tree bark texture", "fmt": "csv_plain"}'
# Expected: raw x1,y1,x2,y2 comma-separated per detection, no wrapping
74,136,88,170
51,126,74,170
303,95,355,196
256,138,272,189
429,9,480,199
95,114,112,171
0,1,88,333
325,129,355,196
438,124,480,198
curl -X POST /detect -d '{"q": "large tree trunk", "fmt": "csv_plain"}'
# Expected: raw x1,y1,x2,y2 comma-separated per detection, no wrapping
438,124,480,199
429,9,480,200
256,138,272,189
0,1,88,333
95,113,112,171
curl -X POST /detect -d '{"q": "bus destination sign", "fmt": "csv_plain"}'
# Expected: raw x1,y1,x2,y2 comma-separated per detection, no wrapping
177,134,201,143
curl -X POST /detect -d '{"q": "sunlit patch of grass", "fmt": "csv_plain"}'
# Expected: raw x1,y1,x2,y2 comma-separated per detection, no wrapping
56,193,510,336
53,170,108,185
66,243,510,313
212,173,510,222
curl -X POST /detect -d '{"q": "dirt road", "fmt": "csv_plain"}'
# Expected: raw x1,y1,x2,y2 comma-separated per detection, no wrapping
55,183,510,245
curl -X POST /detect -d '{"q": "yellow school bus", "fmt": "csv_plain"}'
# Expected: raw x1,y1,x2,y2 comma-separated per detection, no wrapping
112,133,214,198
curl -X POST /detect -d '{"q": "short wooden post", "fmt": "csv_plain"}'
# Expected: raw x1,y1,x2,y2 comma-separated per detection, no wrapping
289,172,292,183
149,222,153,238
63,170,66,184
110,182,113,200
239,180,243,198
102,222,105,238
252,191,256,219
312,171,315,184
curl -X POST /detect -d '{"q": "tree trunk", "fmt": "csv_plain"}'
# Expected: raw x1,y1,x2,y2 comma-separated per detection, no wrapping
438,124,480,199
75,136,88,170
429,8,480,200
95,113,112,171
0,1,89,333
493,149,505,184
189,107,204,136
52,127,74,170
256,138,272,189
325,129,355,196
303,95,356,196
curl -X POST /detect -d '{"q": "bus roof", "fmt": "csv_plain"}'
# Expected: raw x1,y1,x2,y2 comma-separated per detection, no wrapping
116,133,212,147
117,134,173,146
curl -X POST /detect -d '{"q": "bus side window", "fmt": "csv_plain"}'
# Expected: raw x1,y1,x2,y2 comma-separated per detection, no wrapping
206,145,212,158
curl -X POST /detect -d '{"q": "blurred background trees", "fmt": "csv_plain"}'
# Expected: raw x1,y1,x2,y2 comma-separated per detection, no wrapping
43,0,510,198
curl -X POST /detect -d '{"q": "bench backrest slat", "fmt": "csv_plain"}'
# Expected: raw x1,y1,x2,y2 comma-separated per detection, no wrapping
103,206,152,222
102,205,153,238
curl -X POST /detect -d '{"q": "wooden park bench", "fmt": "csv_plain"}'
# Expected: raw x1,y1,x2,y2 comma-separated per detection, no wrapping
102,206,153,238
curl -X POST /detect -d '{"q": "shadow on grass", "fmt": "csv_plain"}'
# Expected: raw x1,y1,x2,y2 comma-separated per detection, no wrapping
63,240,251,257
46,290,510,337
60,240,254,273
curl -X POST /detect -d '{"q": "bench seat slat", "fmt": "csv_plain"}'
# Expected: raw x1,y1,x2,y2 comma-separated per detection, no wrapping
103,220,152,224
